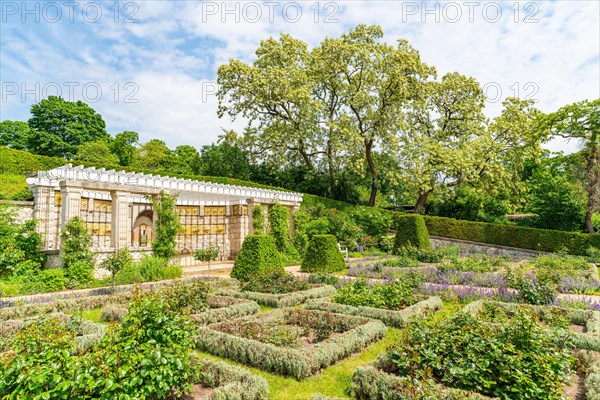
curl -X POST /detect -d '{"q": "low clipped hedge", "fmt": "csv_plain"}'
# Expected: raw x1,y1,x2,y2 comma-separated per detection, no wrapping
231,235,283,281
304,296,442,328
350,359,498,400
195,357,269,400
190,295,260,325
0,313,105,350
424,215,600,255
394,214,431,252
301,234,345,273
194,309,387,380
217,285,336,308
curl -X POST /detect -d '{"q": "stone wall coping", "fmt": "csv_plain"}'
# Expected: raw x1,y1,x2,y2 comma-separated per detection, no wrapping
0,200,34,206
429,235,546,255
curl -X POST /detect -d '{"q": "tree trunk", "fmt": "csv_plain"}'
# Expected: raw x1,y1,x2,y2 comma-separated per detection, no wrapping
585,142,599,233
365,139,378,206
414,191,430,214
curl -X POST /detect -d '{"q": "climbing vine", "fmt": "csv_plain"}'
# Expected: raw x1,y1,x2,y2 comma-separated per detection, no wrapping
150,191,181,260
252,205,265,234
268,203,290,253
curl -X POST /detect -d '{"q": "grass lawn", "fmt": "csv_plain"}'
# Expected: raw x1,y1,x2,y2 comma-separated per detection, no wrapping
76,307,103,323
194,301,463,399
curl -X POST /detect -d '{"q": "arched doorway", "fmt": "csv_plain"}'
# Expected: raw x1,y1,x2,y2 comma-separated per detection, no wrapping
132,210,154,247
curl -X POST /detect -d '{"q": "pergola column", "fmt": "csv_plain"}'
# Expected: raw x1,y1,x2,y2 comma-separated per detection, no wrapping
111,190,130,249
247,198,255,235
60,184,82,230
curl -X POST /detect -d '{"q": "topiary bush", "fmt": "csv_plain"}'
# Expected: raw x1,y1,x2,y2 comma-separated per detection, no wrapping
231,235,283,281
301,234,345,273
393,214,431,252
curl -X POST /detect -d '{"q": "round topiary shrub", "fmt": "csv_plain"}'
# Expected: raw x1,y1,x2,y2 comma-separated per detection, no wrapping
231,235,283,281
301,234,345,273
393,214,431,252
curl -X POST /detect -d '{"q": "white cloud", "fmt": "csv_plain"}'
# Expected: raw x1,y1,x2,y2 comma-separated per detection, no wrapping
0,0,598,155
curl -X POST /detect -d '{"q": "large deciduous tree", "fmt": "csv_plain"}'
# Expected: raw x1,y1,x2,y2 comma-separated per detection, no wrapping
217,25,433,206
540,99,600,233
0,120,31,151
110,131,139,166
27,96,108,159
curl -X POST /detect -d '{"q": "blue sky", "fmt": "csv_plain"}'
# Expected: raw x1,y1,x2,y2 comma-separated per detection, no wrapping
1,0,599,153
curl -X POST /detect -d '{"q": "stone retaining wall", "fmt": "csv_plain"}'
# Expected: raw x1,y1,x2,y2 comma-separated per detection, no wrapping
430,236,545,259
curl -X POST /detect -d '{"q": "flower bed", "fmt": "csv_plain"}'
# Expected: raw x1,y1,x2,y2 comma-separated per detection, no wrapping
194,308,386,380
461,300,600,352
350,359,497,400
217,285,336,308
194,357,269,400
304,296,442,327
0,313,105,350
359,306,578,400
190,295,260,325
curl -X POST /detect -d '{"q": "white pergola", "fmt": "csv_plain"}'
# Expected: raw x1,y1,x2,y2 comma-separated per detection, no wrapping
26,164,304,205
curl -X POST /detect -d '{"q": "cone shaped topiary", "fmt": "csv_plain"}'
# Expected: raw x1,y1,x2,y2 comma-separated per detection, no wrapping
301,234,345,273
393,214,431,252
231,235,283,281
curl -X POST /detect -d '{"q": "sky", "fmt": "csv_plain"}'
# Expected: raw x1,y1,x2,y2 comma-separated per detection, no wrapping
0,0,599,153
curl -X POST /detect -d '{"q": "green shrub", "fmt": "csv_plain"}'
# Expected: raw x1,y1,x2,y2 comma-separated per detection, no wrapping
60,217,94,272
307,273,341,286
268,203,291,253
241,272,311,294
393,214,431,252
252,205,265,234
531,253,590,271
424,215,600,255
150,191,181,260
65,260,94,288
388,310,574,399
334,277,423,311
162,265,183,279
21,268,67,293
114,263,144,285
396,246,443,263
301,234,345,273
231,235,283,281
101,248,133,289
138,255,168,281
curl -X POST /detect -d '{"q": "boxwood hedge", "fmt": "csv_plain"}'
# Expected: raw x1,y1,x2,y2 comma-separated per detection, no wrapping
301,234,346,273
230,235,283,281
424,215,600,255
393,214,431,252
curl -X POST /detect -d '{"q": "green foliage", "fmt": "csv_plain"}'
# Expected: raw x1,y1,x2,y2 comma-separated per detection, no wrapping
424,214,600,255
268,203,291,252
427,186,512,224
0,120,31,151
138,255,169,281
75,139,119,166
65,260,94,288
0,317,86,398
20,268,67,293
301,234,345,273
292,208,310,255
307,273,341,286
27,96,109,159
393,214,431,252
530,252,590,271
110,131,139,166
388,310,574,399
88,291,198,398
60,216,94,284
150,191,181,259
231,235,283,281
252,205,265,234
523,164,586,232
439,255,503,273
241,271,311,294
194,245,220,266
114,263,144,285
101,248,133,288
334,277,422,310
0,204,44,277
